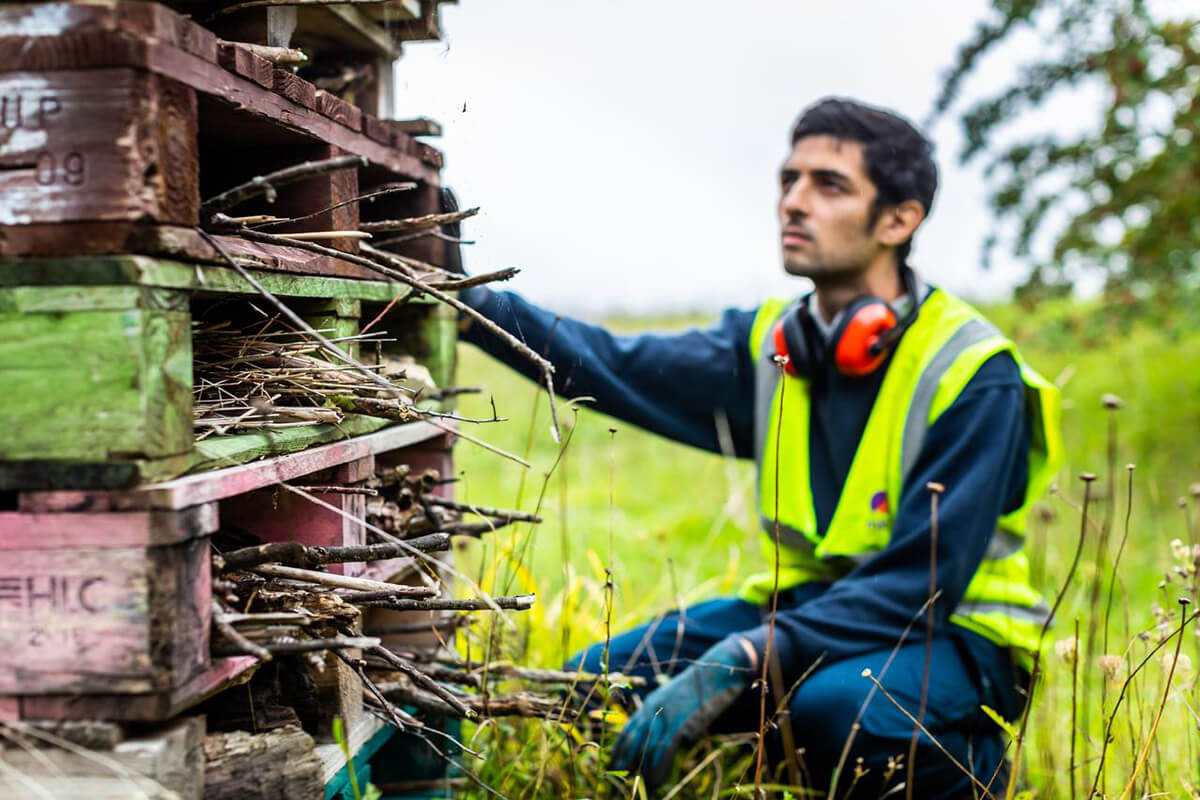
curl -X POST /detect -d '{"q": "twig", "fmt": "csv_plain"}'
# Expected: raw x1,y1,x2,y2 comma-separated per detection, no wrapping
195,228,408,403
421,496,543,523
255,636,380,654
221,41,308,65
291,485,378,496
211,600,272,661
253,184,416,229
359,207,479,233
366,616,468,636
377,681,575,721
369,646,478,720
219,226,561,439
200,155,367,218
355,595,536,612
219,533,450,571
252,563,436,595
425,267,520,292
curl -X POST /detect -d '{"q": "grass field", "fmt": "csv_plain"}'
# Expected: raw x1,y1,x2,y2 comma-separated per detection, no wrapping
443,298,1200,798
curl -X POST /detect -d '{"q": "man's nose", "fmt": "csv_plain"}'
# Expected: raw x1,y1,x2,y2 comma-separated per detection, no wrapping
780,179,809,217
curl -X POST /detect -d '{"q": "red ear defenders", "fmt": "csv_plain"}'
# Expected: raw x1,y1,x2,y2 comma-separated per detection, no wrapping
772,269,920,379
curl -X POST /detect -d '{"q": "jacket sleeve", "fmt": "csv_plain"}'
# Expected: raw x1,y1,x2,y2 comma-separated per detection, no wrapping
740,352,1031,684
457,286,760,457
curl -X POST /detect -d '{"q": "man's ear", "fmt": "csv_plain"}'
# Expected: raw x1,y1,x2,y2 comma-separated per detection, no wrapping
875,199,925,247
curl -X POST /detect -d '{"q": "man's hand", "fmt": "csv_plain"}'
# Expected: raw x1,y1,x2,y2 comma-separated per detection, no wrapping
610,636,755,790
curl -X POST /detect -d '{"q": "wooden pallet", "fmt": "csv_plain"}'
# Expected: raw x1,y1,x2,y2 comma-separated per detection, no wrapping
0,254,456,489
0,1,447,266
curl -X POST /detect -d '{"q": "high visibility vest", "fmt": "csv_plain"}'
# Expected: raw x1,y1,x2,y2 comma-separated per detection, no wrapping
738,287,1063,660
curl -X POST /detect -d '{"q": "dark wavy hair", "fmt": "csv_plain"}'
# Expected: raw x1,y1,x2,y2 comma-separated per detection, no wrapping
790,98,938,264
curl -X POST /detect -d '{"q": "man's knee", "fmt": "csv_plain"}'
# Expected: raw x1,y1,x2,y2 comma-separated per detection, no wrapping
786,666,872,762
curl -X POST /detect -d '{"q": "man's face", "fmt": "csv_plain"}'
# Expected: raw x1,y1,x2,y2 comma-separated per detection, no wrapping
777,135,883,278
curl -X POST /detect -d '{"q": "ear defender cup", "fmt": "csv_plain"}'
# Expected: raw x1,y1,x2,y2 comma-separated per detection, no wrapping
831,298,898,377
771,302,818,378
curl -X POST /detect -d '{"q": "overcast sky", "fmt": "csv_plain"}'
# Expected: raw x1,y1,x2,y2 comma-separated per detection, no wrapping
392,1,1046,316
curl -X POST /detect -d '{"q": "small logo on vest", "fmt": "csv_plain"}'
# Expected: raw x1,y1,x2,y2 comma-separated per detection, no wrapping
870,491,889,515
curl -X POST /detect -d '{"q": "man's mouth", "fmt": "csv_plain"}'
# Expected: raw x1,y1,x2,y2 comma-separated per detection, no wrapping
781,228,813,247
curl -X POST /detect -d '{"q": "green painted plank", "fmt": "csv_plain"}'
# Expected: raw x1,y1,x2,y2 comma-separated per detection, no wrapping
0,304,192,461
0,256,431,304
189,415,392,474
0,453,194,490
0,286,188,313
325,724,395,800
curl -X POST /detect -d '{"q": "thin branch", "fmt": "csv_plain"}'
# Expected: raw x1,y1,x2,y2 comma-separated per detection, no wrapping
218,533,450,572
253,184,416,229
355,594,536,612
359,208,479,233
200,155,367,218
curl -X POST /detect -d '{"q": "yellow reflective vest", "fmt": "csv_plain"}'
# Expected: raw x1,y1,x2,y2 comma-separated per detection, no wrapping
739,287,1063,660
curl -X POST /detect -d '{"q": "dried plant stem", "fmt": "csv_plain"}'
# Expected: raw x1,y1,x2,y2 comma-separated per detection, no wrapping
251,563,436,595
754,356,788,800
369,646,478,720
425,267,520,291
200,155,367,217
1070,616,1079,800
195,228,407,402
1007,474,1095,800
355,595,535,612
1117,601,1191,800
211,600,272,661
219,533,450,572
907,481,943,800
861,671,997,799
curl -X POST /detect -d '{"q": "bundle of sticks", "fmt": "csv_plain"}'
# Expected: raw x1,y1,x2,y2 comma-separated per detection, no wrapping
208,468,644,734
192,321,408,437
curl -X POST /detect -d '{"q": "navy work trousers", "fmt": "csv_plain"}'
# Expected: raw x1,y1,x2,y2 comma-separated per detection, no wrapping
567,595,1026,799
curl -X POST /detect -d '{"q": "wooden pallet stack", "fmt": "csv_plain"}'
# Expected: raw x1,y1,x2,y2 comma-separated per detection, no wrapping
0,2,553,797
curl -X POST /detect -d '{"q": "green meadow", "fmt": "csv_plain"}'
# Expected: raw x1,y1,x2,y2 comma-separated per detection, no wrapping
446,298,1200,798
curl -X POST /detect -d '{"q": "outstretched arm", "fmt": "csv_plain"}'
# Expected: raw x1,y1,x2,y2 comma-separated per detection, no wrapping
459,286,760,456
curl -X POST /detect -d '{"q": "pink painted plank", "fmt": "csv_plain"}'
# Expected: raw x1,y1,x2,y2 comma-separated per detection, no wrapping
0,536,211,695
20,421,445,512
0,697,18,721
0,504,216,549
13,656,258,722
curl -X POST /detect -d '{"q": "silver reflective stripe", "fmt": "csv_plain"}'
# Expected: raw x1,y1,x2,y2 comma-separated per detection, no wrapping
984,528,1024,561
899,318,1000,483
956,600,1051,626
758,515,816,553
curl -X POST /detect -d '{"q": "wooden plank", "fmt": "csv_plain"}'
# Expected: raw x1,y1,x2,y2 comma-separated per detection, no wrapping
309,4,401,59
314,89,362,131
362,113,392,146
0,453,194,492
272,66,316,109
0,68,199,226
0,503,217,549
0,534,210,694
0,18,441,185
217,42,273,89
384,117,442,137
0,254,417,302
0,717,206,800
20,421,447,512
204,725,324,800
0,297,193,462
13,656,258,722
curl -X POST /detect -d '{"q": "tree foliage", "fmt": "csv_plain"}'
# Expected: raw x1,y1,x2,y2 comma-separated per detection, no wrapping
933,0,1200,314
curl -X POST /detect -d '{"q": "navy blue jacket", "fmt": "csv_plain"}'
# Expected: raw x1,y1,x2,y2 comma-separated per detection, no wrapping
458,286,1031,688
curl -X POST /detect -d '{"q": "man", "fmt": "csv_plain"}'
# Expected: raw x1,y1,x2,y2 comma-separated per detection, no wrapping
456,98,1061,798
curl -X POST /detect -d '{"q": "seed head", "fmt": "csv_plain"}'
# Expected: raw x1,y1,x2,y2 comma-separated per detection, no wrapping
926,481,945,494
1102,393,1123,410
1080,472,1097,482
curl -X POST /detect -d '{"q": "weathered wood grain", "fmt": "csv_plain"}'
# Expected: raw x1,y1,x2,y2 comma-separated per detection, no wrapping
0,503,217,549
0,716,206,800
0,19,441,184
11,656,258,722
216,42,273,89
271,66,316,109
0,253,416,300
0,291,192,462
203,725,323,800
0,533,209,694
314,89,362,131
20,421,447,512
0,68,199,225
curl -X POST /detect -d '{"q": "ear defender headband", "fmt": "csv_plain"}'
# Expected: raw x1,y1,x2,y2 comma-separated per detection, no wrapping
772,268,920,379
